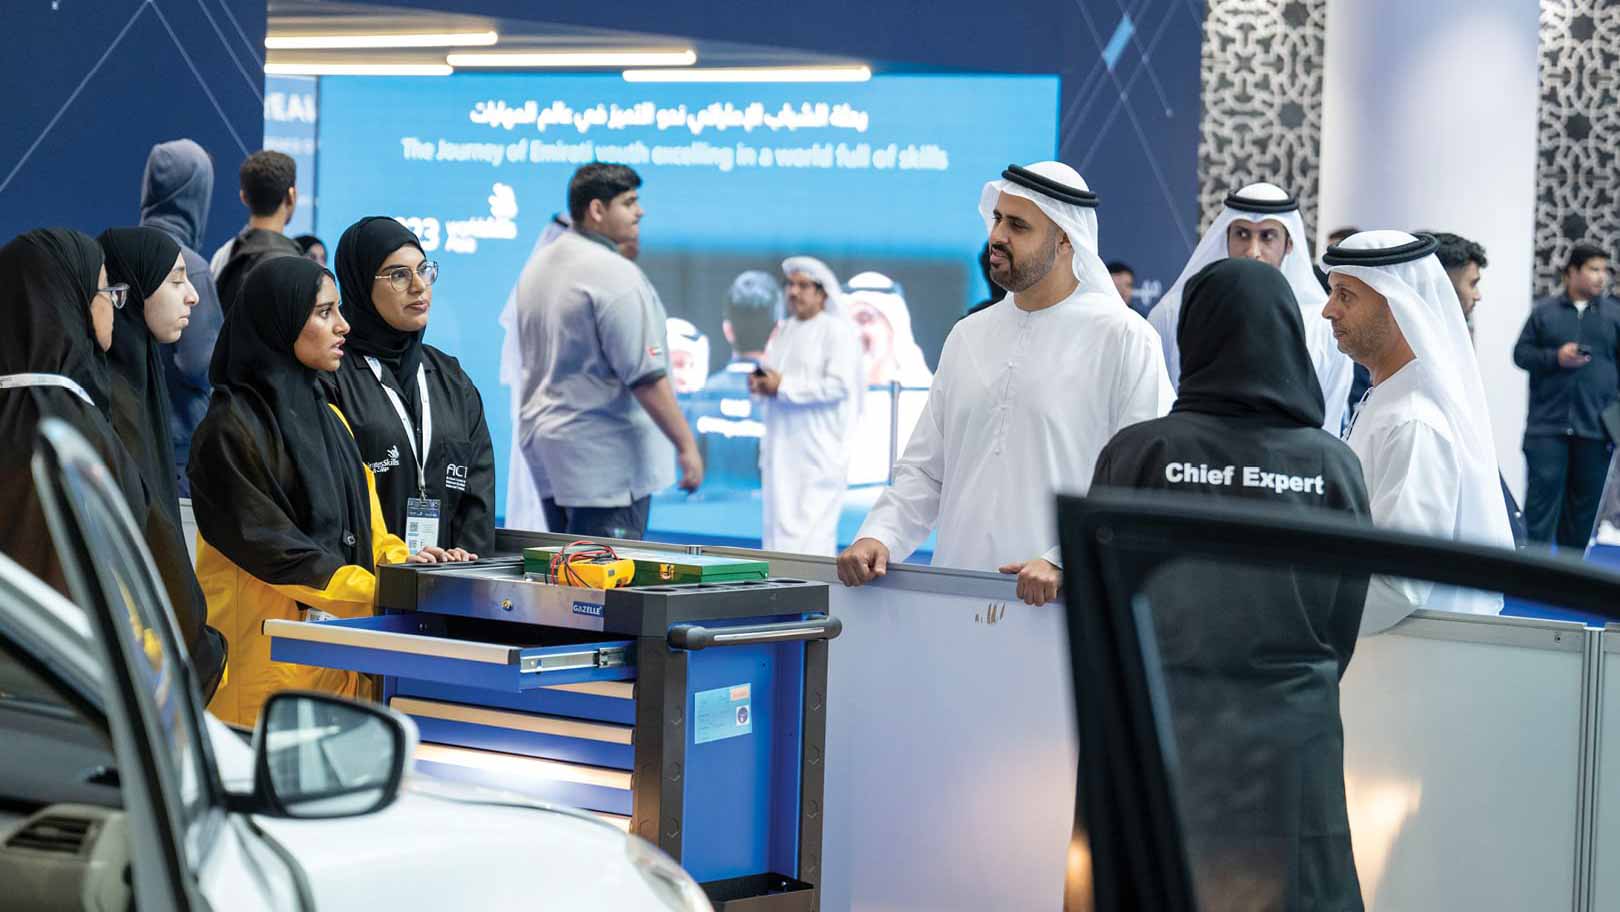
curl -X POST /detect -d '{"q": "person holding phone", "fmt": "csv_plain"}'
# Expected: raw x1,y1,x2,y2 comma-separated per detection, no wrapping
679,272,780,493
751,257,863,556
1514,241,1620,548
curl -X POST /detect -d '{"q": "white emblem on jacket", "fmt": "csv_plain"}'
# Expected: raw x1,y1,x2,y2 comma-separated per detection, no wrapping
369,445,401,475
445,462,469,492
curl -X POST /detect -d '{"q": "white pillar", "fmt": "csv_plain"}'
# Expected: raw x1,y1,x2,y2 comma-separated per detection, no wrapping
1319,0,1542,498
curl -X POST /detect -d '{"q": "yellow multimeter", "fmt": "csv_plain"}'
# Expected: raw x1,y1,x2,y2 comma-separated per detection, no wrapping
561,555,637,589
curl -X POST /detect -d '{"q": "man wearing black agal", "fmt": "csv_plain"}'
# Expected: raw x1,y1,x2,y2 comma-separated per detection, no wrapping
1514,242,1620,549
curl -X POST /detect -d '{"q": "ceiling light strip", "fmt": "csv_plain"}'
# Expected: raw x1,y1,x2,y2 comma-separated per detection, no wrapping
622,65,872,84
266,31,498,50
447,49,697,68
265,62,454,76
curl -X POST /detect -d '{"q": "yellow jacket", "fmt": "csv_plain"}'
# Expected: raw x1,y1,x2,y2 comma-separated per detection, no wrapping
200,408,410,727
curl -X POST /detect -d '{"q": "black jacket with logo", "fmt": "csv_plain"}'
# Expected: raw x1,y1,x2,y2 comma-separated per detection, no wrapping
322,345,495,553
1090,259,1371,912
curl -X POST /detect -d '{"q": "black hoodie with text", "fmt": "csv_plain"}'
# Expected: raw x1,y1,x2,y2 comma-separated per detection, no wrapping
1091,258,1372,912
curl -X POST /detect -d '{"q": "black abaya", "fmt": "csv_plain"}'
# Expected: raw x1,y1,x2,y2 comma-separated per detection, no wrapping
1091,258,1372,912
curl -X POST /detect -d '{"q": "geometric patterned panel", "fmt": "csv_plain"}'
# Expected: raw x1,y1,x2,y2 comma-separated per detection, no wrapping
1535,0,1620,295
1197,0,1326,240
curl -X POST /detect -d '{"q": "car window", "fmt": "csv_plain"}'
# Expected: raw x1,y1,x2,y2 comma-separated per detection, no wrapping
1128,554,1376,911
0,637,121,812
33,423,220,875
1060,492,1618,912
0,648,71,710
66,480,207,829
1589,451,1620,560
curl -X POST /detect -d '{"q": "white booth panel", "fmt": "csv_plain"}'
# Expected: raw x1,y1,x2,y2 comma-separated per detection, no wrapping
818,577,1076,912
1591,641,1620,911
1340,613,1587,912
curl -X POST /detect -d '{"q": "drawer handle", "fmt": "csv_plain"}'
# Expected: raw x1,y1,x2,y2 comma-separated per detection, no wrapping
519,646,629,674
667,617,843,651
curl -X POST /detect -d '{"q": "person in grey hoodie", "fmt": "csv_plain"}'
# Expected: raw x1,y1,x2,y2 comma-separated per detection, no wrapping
139,138,224,497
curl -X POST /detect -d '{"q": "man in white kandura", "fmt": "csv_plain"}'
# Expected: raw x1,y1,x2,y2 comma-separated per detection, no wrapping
837,161,1173,604
1149,182,1354,433
1323,230,1516,632
750,257,864,555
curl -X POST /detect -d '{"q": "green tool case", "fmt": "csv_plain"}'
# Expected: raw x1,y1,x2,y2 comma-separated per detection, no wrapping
523,546,770,586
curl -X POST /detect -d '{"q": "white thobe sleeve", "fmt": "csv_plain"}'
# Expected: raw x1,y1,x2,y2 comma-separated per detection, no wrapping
1360,420,1462,634
854,357,948,563
776,322,861,406
1111,325,1175,438
1146,298,1181,388
1041,327,1172,569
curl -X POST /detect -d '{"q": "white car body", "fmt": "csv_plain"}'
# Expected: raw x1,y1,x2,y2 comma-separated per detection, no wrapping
2,418,710,911
196,714,681,909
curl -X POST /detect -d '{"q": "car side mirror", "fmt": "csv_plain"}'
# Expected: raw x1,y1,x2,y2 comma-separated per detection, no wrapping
247,691,415,819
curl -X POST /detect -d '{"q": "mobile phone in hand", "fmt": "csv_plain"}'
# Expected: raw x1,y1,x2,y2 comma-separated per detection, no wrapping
1579,345,1593,358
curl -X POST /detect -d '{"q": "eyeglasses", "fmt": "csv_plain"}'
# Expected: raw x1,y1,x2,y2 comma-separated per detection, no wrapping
374,261,439,293
96,283,130,310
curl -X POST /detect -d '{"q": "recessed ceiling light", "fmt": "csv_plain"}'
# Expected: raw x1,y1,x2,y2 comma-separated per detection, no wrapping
447,49,697,68
266,31,498,50
622,65,872,84
264,62,454,76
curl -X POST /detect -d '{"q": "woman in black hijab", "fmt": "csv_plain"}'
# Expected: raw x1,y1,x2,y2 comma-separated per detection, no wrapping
99,226,194,522
1090,257,1371,912
0,229,130,583
325,216,494,558
0,228,226,697
189,255,463,725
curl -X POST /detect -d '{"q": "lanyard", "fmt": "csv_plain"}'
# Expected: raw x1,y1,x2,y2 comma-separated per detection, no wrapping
364,357,431,496
1342,385,1373,442
0,373,95,407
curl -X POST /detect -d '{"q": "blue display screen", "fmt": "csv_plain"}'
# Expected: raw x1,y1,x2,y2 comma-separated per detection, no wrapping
314,73,1058,532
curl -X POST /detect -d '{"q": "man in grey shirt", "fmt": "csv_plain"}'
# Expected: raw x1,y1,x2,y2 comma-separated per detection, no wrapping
513,163,703,538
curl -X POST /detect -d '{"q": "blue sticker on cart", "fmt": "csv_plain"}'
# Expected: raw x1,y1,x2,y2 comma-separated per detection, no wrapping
694,683,752,744
571,600,603,618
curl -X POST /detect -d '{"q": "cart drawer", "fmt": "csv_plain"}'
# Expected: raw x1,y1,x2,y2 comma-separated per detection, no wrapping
265,612,635,691
393,677,636,726
394,696,634,769
412,743,633,817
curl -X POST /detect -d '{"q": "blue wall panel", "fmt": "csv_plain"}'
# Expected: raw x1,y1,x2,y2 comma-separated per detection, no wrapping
1,0,266,253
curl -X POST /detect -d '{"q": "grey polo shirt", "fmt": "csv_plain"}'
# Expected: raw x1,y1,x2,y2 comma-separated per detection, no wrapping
513,229,675,507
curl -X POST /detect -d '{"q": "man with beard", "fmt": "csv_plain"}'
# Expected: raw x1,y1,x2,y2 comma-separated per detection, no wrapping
1149,182,1353,433
838,161,1172,602
751,257,863,555
1325,231,1515,630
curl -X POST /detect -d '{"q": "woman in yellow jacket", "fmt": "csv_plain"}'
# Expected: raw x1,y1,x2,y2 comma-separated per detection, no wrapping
188,256,474,727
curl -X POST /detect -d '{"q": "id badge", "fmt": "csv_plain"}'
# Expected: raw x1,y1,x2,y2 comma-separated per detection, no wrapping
405,497,442,554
